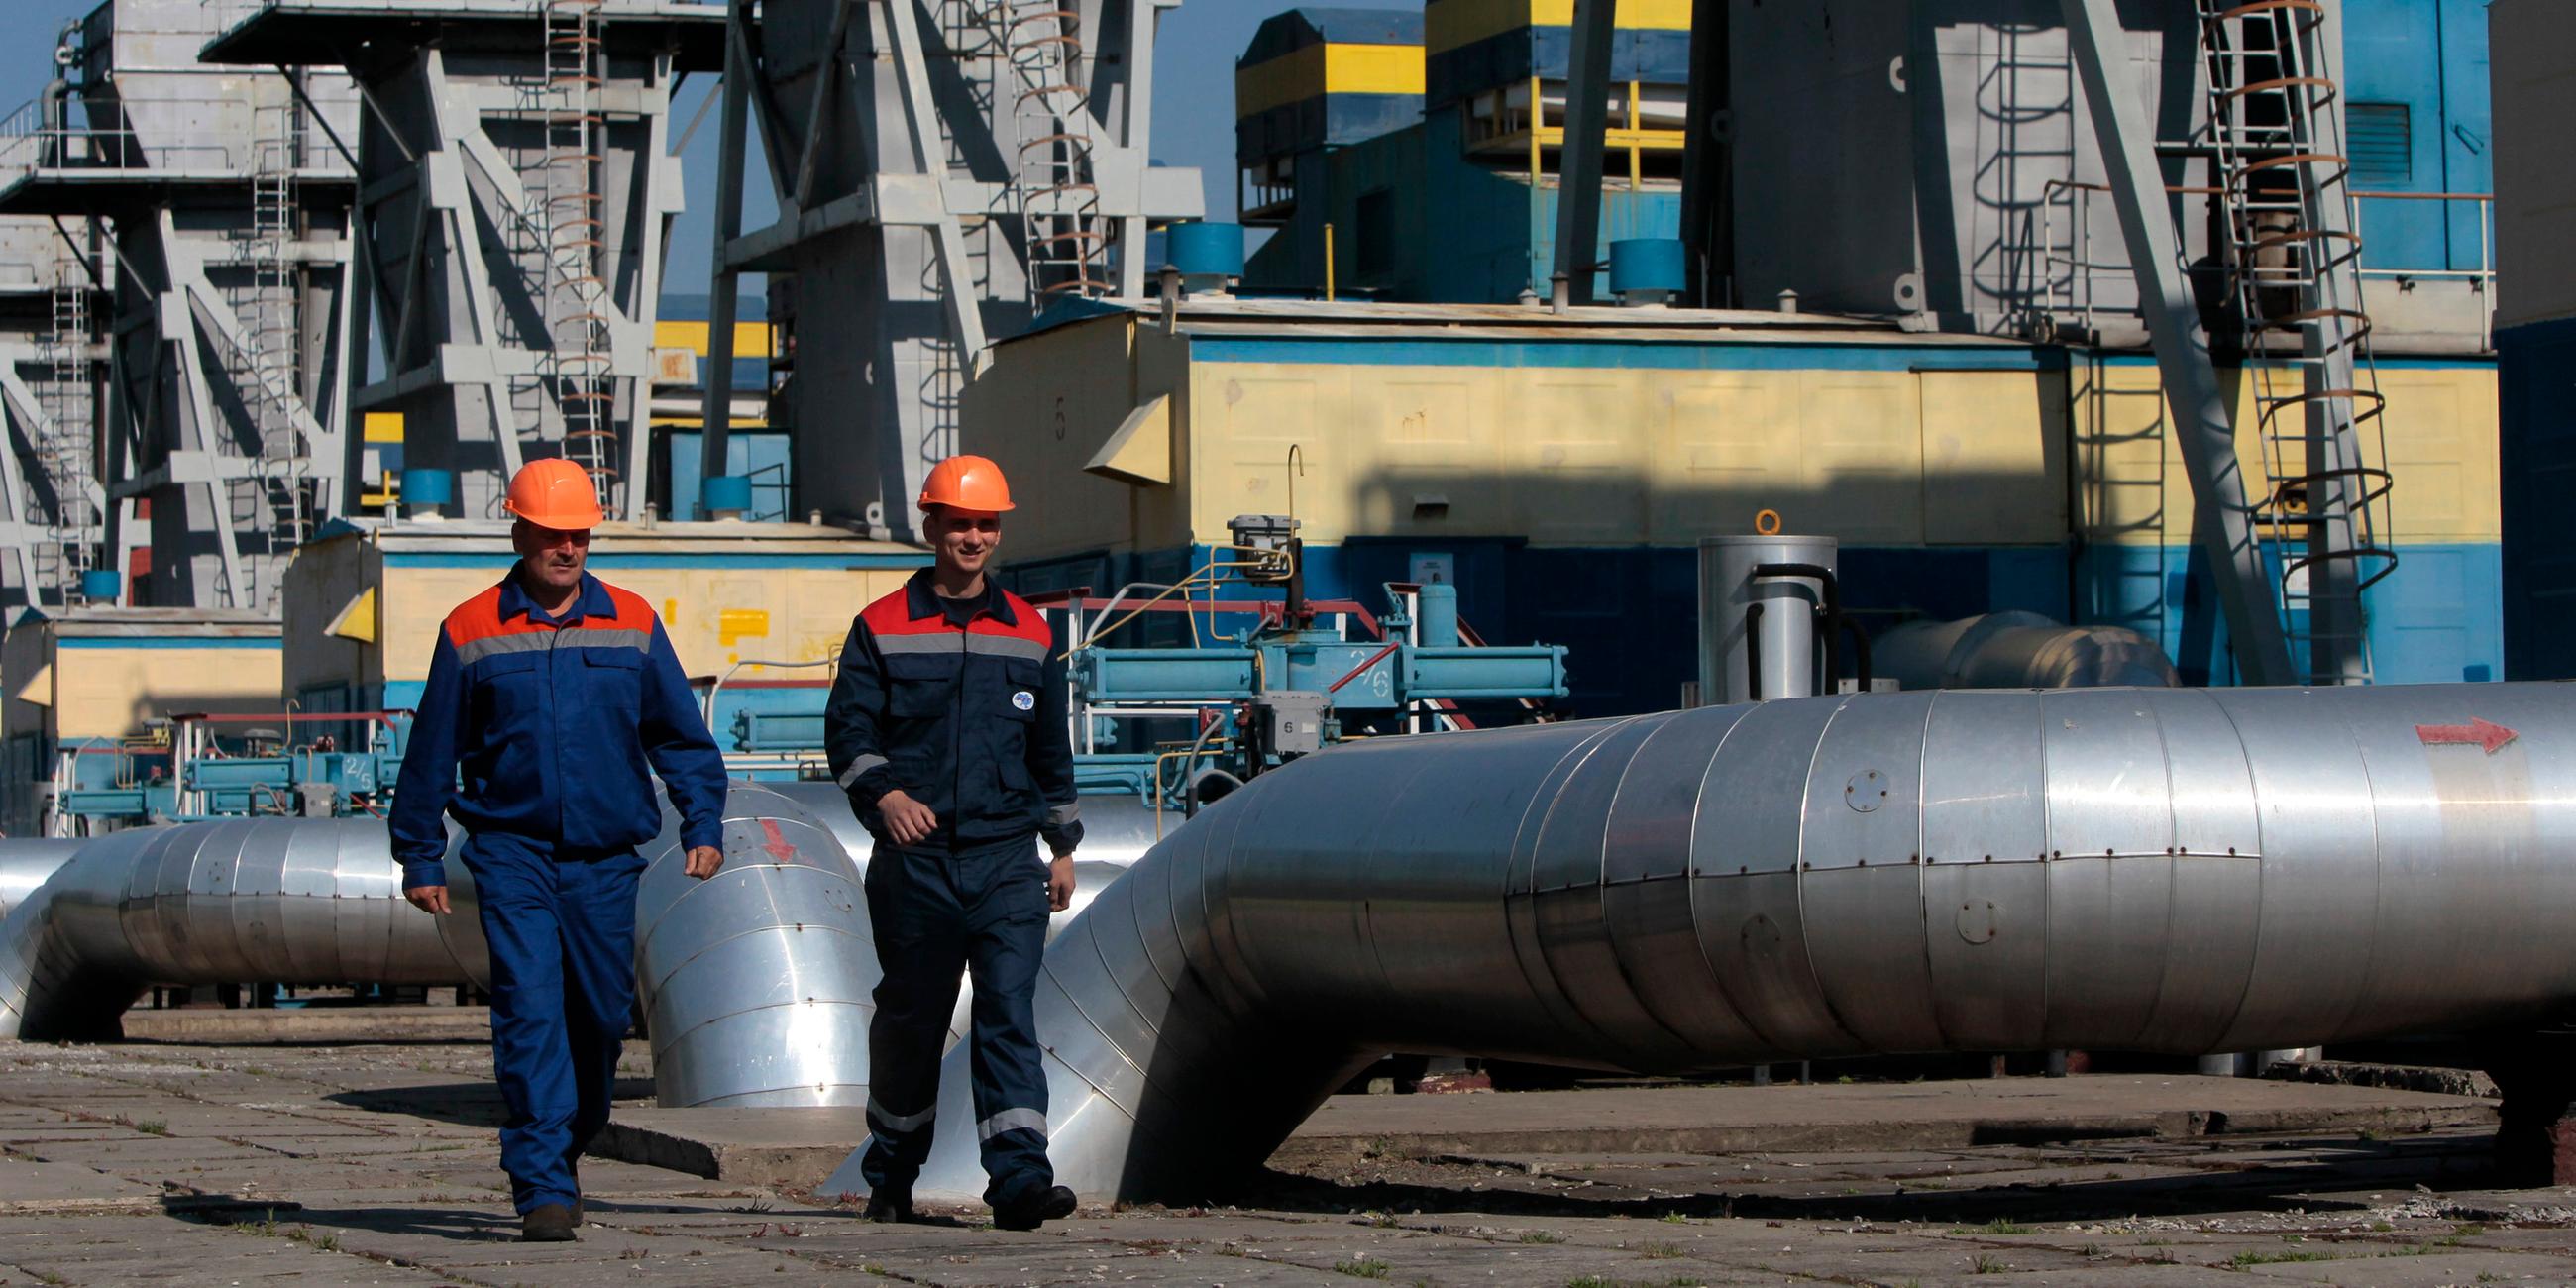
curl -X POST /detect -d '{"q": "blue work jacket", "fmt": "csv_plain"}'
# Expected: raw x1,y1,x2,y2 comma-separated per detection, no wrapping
389,567,727,889
824,570,1083,857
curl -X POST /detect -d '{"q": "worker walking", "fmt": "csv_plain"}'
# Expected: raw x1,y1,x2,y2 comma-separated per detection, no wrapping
393,460,728,1243
825,454,1084,1231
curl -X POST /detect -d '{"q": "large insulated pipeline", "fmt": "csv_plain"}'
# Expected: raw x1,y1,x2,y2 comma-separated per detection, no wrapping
0,819,463,1040
0,841,80,920
0,783,1147,1111
854,682,2576,1203
1875,611,2180,690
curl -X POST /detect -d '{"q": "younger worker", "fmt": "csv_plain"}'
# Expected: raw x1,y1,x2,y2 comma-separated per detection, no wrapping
392,459,729,1243
825,454,1083,1231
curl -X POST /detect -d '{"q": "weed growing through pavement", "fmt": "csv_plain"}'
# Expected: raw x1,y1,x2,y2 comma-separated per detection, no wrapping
2232,1249,2332,1266
1336,1257,1392,1278
1520,1231,1567,1244
1638,1241,1682,1259
1971,1253,2006,1274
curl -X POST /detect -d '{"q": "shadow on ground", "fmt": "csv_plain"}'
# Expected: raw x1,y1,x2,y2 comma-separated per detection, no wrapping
169,1197,520,1243
327,1079,656,1128
1239,1131,2522,1225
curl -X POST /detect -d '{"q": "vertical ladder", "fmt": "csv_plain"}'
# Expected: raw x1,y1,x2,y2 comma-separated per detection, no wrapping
541,0,619,507
249,81,309,581
35,245,94,605
2197,0,2396,685
972,1,1110,303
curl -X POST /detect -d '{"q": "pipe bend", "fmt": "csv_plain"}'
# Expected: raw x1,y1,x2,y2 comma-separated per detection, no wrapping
862,682,2576,1204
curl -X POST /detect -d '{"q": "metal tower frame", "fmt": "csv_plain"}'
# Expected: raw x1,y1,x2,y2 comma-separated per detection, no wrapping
0,1,361,612
2059,0,2297,686
696,0,1202,540
201,1,722,526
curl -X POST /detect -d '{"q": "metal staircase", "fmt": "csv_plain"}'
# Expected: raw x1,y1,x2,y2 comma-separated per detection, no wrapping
247,84,310,580
539,0,619,506
967,1,1111,303
2196,0,2397,686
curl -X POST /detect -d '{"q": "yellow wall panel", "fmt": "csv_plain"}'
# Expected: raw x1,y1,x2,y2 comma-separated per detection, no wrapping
973,321,2489,565
2374,366,2499,542
2071,362,2175,546
964,317,1147,559
1522,376,1647,541
1208,369,1338,526
1797,372,1923,544
2073,362,2498,548
1920,369,2068,545
53,647,282,741
1658,376,1802,539
1349,373,1497,532
379,566,912,683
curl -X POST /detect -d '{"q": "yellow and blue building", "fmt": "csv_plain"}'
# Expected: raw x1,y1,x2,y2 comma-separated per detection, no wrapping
1070,2,2510,713
1237,1,1688,302
964,294,2498,717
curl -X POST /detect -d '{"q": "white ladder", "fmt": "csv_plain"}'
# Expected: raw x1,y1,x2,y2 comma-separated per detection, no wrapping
539,0,619,506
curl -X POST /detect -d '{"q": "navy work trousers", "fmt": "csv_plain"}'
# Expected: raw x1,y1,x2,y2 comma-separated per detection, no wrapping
858,839,1053,1205
465,833,646,1214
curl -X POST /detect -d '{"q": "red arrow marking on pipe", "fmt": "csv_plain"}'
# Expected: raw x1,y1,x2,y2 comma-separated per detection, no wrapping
759,818,798,861
2415,717,2517,754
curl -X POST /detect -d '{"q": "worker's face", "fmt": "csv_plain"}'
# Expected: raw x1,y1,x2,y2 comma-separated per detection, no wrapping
511,519,590,592
926,506,1003,578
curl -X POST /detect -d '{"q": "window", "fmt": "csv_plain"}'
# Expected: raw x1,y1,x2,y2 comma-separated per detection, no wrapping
1354,187,1394,277
2347,102,2412,189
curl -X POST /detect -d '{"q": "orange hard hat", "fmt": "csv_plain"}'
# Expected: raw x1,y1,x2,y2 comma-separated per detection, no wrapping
503,458,605,530
917,454,1015,513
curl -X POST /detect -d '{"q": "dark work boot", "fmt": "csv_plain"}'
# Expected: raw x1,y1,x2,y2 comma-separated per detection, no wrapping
521,1203,580,1242
862,1188,915,1224
991,1185,1076,1232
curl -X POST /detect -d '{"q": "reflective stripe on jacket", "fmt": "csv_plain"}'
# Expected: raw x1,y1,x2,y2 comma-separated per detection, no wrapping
389,568,728,888
824,570,1082,856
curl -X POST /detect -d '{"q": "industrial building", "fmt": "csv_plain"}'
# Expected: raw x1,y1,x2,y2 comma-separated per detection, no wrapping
11,0,2576,1204
960,0,2502,718
2494,0,2575,679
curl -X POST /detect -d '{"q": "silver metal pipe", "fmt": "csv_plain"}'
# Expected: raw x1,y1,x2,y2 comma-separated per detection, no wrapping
638,782,1146,1107
634,781,877,1108
850,683,2576,1203
1876,611,2181,690
0,842,80,921
0,820,464,1040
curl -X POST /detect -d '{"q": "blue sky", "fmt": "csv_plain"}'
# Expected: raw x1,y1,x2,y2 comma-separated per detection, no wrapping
17,0,1416,297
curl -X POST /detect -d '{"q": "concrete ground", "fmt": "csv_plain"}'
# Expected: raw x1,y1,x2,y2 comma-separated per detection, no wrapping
1,1034,2572,1287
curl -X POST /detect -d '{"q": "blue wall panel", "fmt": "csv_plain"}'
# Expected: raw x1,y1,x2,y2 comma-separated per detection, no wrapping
2501,316,2576,680
2340,0,2492,272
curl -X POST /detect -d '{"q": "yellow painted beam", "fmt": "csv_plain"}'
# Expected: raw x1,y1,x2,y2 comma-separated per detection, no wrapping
1429,0,1691,56
1236,42,1426,119
325,587,378,644
652,319,775,360
1086,392,1173,486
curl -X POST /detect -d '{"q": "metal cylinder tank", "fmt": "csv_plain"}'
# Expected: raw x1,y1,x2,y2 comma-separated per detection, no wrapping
1697,535,1837,704
851,682,2576,1204
1876,611,2182,690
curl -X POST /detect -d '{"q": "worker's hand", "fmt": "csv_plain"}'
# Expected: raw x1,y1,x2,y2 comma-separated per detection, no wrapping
403,884,451,916
878,790,938,846
1048,854,1076,913
684,845,724,880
